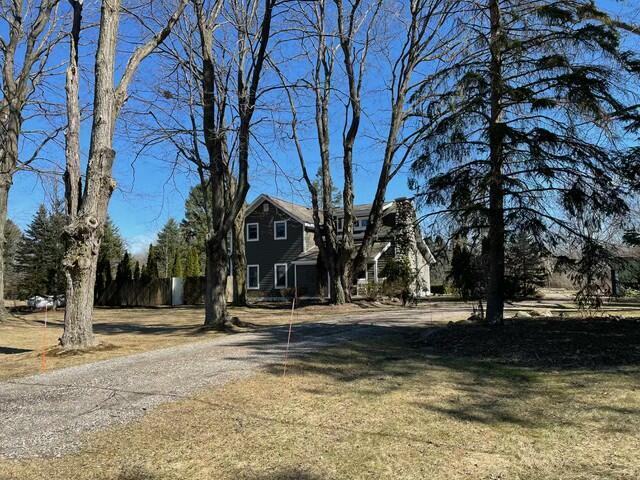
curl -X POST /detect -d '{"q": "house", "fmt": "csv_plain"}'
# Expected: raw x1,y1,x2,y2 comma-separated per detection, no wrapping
243,194,435,300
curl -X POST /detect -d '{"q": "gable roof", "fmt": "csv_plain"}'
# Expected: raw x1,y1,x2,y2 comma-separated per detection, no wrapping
245,194,315,225
245,194,396,226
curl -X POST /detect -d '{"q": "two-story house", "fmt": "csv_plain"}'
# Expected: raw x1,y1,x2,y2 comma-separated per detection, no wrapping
243,194,435,300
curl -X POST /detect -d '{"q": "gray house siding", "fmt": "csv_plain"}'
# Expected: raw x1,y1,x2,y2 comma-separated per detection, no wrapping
245,200,303,298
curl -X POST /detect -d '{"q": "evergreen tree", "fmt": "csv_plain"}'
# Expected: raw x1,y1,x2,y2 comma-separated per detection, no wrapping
311,166,342,209
115,252,133,285
94,218,123,300
505,233,548,298
16,205,66,296
100,217,125,264
184,246,202,277
95,257,112,301
181,184,208,251
411,0,640,323
156,218,185,278
171,254,183,278
142,244,159,282
449,241,485,301
133,261,141,281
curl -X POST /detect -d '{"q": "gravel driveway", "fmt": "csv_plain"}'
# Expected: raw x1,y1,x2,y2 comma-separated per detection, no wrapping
0,313,415,460
0,300,588,460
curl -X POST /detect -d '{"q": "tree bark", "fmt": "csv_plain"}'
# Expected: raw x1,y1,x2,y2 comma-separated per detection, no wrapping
205,237,229,328
0,176,11,316
61,0,187,349
330,269,347,304
232,204,247,306
485,0,505,325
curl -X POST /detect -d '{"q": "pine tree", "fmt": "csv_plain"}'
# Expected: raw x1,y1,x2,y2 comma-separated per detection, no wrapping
115,252,133,285
411,0,640,323
184,246,202,277
156,218,185,278
94,257,112,301
171,254,183,278
181,184,208,252
100,217,125,264
133,261,141,281
142,244,159,282
449,241,485,301
94,218,123,300
505,233,548,298
16,205,66,296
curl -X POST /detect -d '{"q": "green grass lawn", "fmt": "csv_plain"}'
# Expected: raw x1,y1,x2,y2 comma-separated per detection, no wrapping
3,317,639,479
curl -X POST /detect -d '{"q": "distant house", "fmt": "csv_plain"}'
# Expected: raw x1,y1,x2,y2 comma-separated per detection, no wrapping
243,194,435,300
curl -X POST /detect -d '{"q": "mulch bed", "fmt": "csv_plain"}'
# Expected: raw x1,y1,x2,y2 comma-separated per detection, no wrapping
423,317,640,369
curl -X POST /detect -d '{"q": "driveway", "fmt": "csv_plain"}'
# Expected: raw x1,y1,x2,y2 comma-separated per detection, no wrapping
0,309,438,459
0,298,622,459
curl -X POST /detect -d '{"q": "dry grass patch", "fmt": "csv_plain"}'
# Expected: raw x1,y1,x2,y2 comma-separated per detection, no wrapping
0,302,396,380
3,319,639,479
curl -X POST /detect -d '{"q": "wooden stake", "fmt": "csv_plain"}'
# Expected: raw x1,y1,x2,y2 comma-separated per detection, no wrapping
283,296,296,377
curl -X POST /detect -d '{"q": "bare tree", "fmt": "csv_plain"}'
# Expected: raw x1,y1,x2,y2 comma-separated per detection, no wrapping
61,0,188,349
0,0,62,315
139,0,276,327
284,0,459,302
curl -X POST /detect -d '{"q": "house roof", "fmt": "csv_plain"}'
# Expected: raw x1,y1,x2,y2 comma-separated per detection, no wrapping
245,194,315,225
245,194,395,226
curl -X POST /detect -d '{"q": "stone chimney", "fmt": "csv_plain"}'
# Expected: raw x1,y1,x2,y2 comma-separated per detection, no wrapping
394,197,417,269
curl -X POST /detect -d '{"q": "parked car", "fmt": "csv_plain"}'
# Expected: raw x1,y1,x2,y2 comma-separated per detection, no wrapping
26,294,65,310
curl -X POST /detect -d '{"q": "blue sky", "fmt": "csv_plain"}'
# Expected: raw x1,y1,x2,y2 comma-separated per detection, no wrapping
7,0,638,253
7,0,419,254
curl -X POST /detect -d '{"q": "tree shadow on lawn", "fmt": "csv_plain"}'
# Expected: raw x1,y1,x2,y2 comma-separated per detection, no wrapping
254,317,640,430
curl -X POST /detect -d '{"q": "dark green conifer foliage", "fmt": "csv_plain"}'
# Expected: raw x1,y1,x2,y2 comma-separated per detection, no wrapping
411,0,640,322
505,233,548,298
116,252,133,285
16,205,66,296
133,261,141,281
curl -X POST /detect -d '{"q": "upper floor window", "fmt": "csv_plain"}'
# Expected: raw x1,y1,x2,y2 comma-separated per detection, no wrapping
337,218,343,232
263,203,269,212
354,218,369,231
274,220,287,240
247,223,259,242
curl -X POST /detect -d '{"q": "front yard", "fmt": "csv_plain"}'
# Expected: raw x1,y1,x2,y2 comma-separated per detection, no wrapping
0,302,403,381
2,316,639,479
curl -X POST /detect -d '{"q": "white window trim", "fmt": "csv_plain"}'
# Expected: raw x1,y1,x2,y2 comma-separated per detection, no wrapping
274,220,287,240
247,265,260,290
247,222,259,242
274,263,288,288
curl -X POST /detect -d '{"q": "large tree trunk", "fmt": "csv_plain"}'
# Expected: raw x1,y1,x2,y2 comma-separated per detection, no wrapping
205,237,229,328
232,205,247,306
326,258,347,304
0,176,11,316
0,109,20,316
486,183,505,324
61,233,99,348
486,0,505,325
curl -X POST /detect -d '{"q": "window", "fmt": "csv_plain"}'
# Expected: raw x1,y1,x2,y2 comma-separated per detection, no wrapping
263,203,269,212
337,218,343,231
247,223,259,242
274,263,288,288
247,265,259,289
354,218,369,231
274,220,287,240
